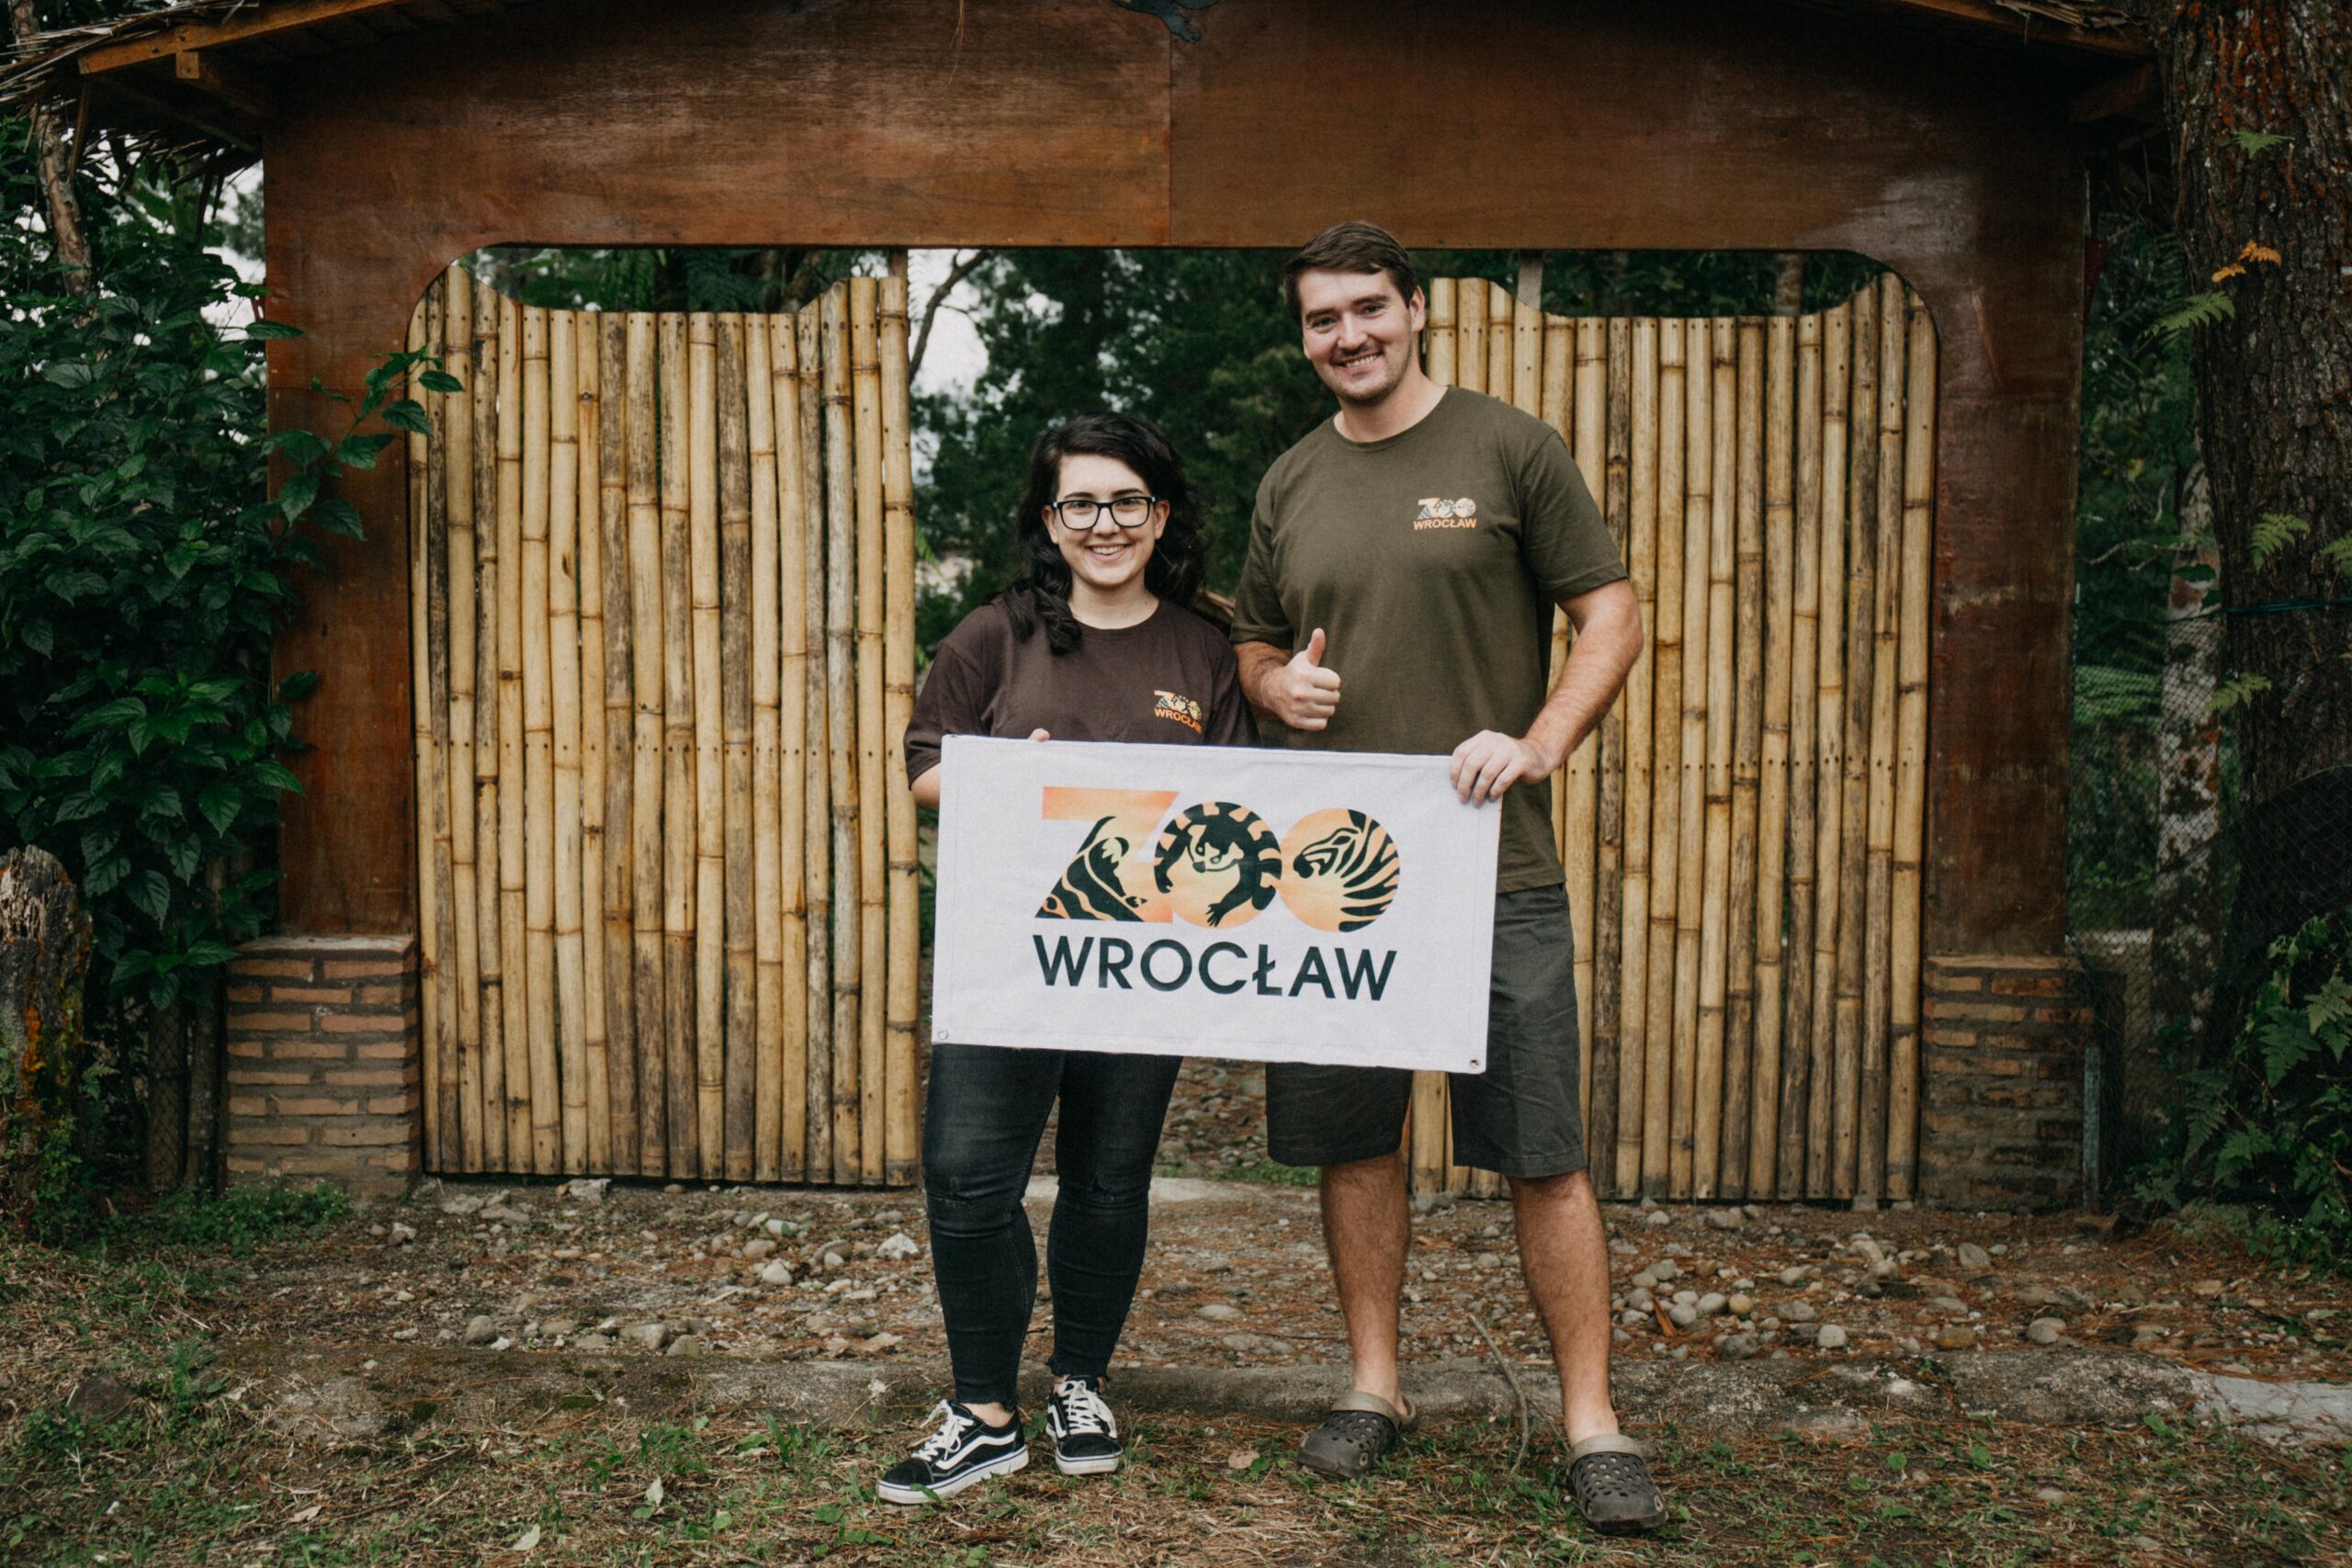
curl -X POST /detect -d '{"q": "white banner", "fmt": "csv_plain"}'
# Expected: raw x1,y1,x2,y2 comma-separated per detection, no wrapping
931,736,1502,1072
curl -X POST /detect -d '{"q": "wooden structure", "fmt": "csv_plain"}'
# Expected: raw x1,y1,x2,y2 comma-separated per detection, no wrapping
401,270,921,1181
9,0,2153,1203
1417,276,1936,1201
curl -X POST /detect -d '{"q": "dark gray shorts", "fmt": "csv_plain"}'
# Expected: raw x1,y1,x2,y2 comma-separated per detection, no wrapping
1266,885,1585,1179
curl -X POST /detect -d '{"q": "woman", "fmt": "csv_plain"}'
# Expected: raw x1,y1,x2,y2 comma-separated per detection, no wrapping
882,412,1254,1505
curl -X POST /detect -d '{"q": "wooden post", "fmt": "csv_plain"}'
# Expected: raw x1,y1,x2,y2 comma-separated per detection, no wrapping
1640,316,1685,1200
627,311,669,1175
548,308,589,1171
823,286,862,1185
1808,301,1851,1199
660,310,699,1179
1888,292,1936,1201
442,267,483,1173
1757,313,1799,1198
1721,320,1765,1199
718,316,758,1182
1612,316,1657,1201
407,293,444,1170
1778,312,1824,1198
881,270,922,1189
596,314,639,1174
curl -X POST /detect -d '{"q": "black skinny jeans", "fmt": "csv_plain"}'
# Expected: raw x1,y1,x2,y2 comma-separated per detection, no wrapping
922,1042,1182,1409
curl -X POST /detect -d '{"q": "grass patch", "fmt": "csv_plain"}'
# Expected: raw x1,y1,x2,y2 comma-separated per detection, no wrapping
1160,1157,1320,1188
106,1181,349,1256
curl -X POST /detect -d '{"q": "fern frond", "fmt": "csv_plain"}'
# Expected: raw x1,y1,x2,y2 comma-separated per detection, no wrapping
2250,513,2310,571
2318,535,2352,584
2204,672,2272,717
2231,130,2293,155
2154,292,2235,341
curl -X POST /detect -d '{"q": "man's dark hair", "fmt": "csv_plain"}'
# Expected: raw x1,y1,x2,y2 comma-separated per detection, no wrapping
1001,412,1206,655
1281,220,1421,322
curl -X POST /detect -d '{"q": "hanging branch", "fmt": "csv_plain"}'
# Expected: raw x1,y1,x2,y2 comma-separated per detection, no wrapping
10,0,93,294
909,249,988,381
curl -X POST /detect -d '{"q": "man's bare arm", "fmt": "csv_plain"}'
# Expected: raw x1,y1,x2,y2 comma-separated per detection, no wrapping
1448,577,1643,804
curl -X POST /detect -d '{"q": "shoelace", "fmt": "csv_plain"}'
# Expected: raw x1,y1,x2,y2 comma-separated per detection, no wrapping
1054,1381,1114,1438
913,1401,978,1462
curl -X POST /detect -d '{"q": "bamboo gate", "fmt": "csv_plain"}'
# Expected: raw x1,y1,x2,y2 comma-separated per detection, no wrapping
403,265,922,1186
1409,275,1938,1205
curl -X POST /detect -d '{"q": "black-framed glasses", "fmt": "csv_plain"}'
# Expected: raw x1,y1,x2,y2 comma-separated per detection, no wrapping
1048,495,1159,529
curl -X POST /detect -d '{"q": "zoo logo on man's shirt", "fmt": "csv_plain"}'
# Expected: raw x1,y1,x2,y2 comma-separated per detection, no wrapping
1152,689,1204,734
1412,496,1479,530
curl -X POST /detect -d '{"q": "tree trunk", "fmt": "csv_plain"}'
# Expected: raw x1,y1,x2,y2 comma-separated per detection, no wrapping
2163,2,2352,990
2152,465,2222,1053
8,1,93,294
1772,254,1807,316
145,1002,187,1194
0,848,94,1233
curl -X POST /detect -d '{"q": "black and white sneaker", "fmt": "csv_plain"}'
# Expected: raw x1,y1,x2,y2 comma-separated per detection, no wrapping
1045,1376,1123,1475
876,1401,1027,1505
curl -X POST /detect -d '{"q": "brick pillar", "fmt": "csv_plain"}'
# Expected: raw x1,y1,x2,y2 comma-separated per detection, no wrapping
223,935,420,1199
1917,954,2088,1211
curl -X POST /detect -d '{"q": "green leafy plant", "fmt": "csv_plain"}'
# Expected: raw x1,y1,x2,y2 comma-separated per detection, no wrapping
2152,290,2235,341
2203,671,2273,718
2229,129,2293,156
2248,513,2310,571
2135,911,2352,1269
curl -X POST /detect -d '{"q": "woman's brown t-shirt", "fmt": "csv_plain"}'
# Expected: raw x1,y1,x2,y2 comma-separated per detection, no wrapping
904,598,1257,784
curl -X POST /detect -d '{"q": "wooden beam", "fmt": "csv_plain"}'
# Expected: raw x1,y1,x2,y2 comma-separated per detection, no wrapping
174,50,277,121
88,71,259,152
80,0,424,76
1801,0,2148,58
2069,62,2159,124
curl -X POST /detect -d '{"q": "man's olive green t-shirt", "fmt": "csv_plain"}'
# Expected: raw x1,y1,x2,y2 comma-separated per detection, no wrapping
1230,388,1626,893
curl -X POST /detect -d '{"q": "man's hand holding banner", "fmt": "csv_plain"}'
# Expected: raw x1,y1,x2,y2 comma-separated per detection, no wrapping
932,736,1502,1072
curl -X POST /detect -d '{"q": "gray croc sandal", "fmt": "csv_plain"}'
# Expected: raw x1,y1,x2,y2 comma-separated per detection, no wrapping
1566,1433,1667,1535
1298,1391,1412,1479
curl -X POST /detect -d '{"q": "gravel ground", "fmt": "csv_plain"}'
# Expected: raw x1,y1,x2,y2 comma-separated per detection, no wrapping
197,1058,2347,1390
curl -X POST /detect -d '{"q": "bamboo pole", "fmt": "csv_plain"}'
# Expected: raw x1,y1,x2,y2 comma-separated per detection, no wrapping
1834,283,1879,1200
1568,317,1605,1108
1456,277,1487,398
473,282,508,1173
823,286,862,1185
496,292,533,1168
718,316,758,1182
1611,317,1657,1201
576,313,614,1174
1692,320,1736,1200
1639,317,1685,1199
1542,316,1574,863
426,285,459,1171
1779,310,1824,1199
853,277,889,1189
881,270,921,1189
1721,320,1766,1200
1512,291,1541,413
1488,278,1514,409
660,310,699,1179
627,312,668,1175
1589,317,1631,1197
442,267,483,1173
1753,313,1796,1199
520,305,560,1173
597,315,639,1175
407,295,444,1170
548,309,589,1172
1808,301,1852,1198
1860,275,1906,1199
1424,276,1456,385
774,311,811,1183
1888,292,1936,1201
689,313,728,1179
1669,310,1712,1201
798,306,833,1180
749,312,785,1183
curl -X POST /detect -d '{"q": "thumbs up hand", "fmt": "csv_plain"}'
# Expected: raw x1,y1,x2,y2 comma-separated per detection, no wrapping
1269,626,1343,731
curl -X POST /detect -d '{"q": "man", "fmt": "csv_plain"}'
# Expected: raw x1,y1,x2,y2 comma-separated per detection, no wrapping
1231,221,1660,1535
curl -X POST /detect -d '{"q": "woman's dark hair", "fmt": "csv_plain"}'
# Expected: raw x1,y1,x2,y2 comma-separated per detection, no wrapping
1000,412,1206,654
